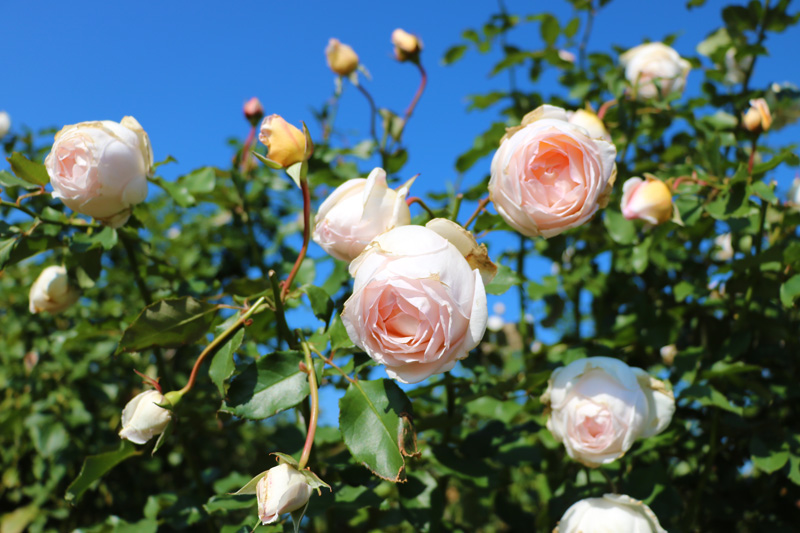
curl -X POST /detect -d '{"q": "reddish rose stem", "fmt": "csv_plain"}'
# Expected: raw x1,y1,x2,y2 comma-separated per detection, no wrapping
240,125,256,172
281,179,311,301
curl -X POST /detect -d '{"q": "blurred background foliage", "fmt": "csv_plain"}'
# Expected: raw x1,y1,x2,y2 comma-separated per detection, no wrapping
2,0,800,531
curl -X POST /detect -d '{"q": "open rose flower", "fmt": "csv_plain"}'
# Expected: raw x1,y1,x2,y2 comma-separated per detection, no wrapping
489,104,617,238
342,225,488,384
541,356,675,467
554,494,667,533
29,265,80,314
312,168,413,262
45,117,153,228
620,42,691,100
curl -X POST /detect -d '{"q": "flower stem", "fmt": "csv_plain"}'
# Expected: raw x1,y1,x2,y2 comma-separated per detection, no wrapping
354,82,379,147
0,200,99,228
406,196,436,219
281,178,311,301
298,337,319,470
463,197,491,229
394,61,427,145
178,296,266,396
240,125,256,173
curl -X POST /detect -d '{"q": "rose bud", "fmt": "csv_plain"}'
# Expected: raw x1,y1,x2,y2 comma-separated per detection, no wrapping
489,104,617,238
742,98,772,133
342,225,488,384
325,38,360,76
0,111,11,137
620,42,691,100
659,344,677,366
566,108,612,142
789,177,800,206
713,232,734,261
425,218,497,285
258,114,311,168
28,265,80,314
554,494,667,533
118,389,172,445
243,97,264,126
312,167,413,262
256,464,314,525
45,117,153,228
620,176,673,225
391,28,422,62
541,356,675,467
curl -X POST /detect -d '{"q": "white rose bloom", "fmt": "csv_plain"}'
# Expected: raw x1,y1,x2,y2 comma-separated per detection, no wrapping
0,111,11,137
45,117,153,228
256,464,313,524
620,42,691,100
118,389,172,445
29,265,80,314
554,494,666,533
312,168,413,262
542,356,675,467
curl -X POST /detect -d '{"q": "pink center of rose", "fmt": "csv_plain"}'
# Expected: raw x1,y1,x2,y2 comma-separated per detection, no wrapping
520,134,585,211
573,402,615,450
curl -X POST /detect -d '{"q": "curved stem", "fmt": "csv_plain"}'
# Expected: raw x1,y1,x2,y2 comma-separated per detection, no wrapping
354,82,379,146
406,196,436,219
298,338,319,470
395,62,427,145
578,4,596,73
464,197,490,229
178,296,266,396
281,179,311,301
0,200,99,228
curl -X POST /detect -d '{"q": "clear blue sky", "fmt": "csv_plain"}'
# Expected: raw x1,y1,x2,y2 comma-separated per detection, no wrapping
3,0,798,322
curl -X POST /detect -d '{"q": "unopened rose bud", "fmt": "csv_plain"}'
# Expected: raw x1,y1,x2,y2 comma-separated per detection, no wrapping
118,389,172,445
558,50,576,63
713,233,734,261
566,108,612,142
243,97,264,126
257,464,313,524
555,494,666,533
29,265,80,314
392,29,422,62
660,344,677,366
425,218,497,285
326,38,359,76
742,98,772,133
258,114,311,168
621,177,673,225
0,111,11,137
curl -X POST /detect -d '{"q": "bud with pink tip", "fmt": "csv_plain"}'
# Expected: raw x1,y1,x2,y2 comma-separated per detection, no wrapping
621,177,673,225
392,29,422,62
258,114,311,168
243,97,264,126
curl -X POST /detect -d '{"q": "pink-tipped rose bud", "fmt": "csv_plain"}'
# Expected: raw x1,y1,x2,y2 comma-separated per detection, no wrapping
620,42,691,100
243,97,264,126
45,117,153,228
541,357,675,467
489,104,617,238
256,464,313,524
118,389,172,445
555,494,667,533
391,29,422,62
342,225,488,384
621,176,673,225
742,98,772,133
312,168,413,262
258,114,311,168
325,38,360,76
29,265,80,314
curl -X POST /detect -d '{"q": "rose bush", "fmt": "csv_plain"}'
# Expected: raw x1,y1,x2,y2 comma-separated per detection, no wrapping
541,357,675,467
44,117,152,227
342,225,488,383
489,104,617,238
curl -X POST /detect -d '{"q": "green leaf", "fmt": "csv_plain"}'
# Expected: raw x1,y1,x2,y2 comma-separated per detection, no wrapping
751,181,778,204
780,274,800,307
442,44,468,65
751,437,790,474
0,169,39,190
70,227,118,252
303,285,334,324
209,327,245,397
116,297,218,354
7,152,49,186
485,264,521,295
223,351,309,420
285,161,307,189
681,384,743,415
185,167,216,194
232,471,268,495
65,440,139,503
339,379,415,482
604,209,636,245
329,315,354,352
252,151,283,169
540,14,559,46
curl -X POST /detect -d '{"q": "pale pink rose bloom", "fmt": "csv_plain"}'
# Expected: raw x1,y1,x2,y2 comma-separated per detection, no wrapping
45,117,152,228
28,265,80,314
118,389,171,445
489,104,617,238
342,225,488,384
256,464,313,524
620,42,691,100
542,357,674,467
312,168,413,262
555,494,667,533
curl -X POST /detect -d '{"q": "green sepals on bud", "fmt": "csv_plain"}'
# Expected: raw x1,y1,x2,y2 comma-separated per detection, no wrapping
163,389,186,408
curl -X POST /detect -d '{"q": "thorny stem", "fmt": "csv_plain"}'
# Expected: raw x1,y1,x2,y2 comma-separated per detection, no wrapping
464,197,491,229
298,337,319,470
406,196,436,219
178,296,266,396
281,179,311,301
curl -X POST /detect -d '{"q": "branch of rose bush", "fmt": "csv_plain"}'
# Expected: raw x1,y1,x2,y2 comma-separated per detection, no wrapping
463,197,491,229
312,345,356,385
281,178,311,301
393,61,427,146
177,296,267,396
406,196,436,219
298,336,320,470
0,200,100,229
